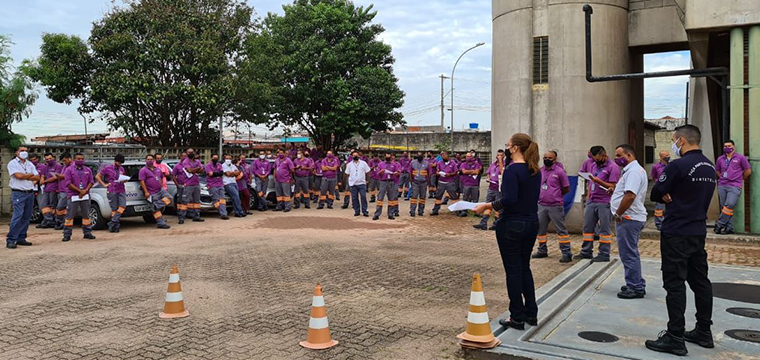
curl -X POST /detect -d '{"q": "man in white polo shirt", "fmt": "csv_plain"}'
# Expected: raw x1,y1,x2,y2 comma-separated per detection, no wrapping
6,146,40,249
222,154,245,218
345,150,370,217
611,144,649,299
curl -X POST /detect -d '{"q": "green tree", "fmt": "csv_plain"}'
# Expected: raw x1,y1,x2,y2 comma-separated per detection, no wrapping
0,35,35,148
235,0,404,150
26,0,255,146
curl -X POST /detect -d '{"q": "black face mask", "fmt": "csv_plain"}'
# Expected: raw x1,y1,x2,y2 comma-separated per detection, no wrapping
156,159,163,164
385,158,391,162
595,159,605,166
212,158,219,164
416,156,423,161
188,153,195,159
543,159,554,167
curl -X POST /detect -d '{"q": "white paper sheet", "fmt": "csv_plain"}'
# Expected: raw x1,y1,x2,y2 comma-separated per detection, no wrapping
71,194,90,202
578,172,592,181
183,168,194,178
438,171,446,177
118,175,131,183
447,201,486,212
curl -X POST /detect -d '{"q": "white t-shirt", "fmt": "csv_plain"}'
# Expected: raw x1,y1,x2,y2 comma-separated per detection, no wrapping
7,158,38,191
345,160,370,186
611,160,649,222
221,162,239,186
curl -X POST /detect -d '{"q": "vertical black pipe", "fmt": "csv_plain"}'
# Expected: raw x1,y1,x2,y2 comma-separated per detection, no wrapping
722,76,730,143
583,5,593,81
685,82,690,124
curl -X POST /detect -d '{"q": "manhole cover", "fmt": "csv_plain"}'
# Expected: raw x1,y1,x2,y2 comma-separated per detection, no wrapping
578,331,619,343
726,308,760,319
724,330,760,344
713,283,760,304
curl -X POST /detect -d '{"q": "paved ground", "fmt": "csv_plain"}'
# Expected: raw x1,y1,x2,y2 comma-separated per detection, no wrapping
1,200,759,360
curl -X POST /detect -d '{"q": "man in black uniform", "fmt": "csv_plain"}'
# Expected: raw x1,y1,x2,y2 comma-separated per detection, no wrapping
645,125,716,356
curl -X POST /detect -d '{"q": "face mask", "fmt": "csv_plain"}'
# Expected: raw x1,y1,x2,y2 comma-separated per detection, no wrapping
156,159,163,164
297,154,303,159
467,157,474,162
47,159,56,166
267,155,273,159
18,151,28,160
212,158,219,164
188,153,195,159
32,160,39,165
224,159,232,165
595,159,605,166
352,156,358,162
278,154,285,159
75,160,85,167
385,158,391,162
614,157,628,167
543,159,554,167
327,154,334,158
259,155,265,160
146,160,154,167
671,139,682,157
724,147,733,155
416,156,423,161
663,157,670,163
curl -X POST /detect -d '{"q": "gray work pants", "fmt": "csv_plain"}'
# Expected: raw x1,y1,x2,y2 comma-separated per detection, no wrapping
478,189,501,227
254,177,269,210
616,219,646,292
294,176,310,205
716,185,741,232
409,181,428,215
275,181,292,211
581,202,612,257
536,204,571,256
398,173,410,197
40,191,58,226
375,180,398,217
149,189,171,226
63,199,92,237
319,178,337,207
209,186,228,217
107,192,127,230
56,192,69,227
432,181,458,213
182,185,201,220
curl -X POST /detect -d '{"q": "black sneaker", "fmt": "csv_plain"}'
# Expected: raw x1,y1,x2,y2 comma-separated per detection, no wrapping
388,216,395,220
488,224,497,231
684,328,714,349
193,218,205,222
363,213,369,217
498,318,525,330
317,206,324,210
283,209,291,213
620,285,647,295
234,214,244,218
617,288,645,299
354,213,360,217
418,212,424,217
83,234,96,240
6,242,17,249
713,226,723,234
645,330,688,356
372,215,379,221
591,255,610,263
157,224,171,229
575,253,593,260
178,219,185,224
723,228,735,235
54,225,64,231
532,253,548,259
341,205,349,209
473,224,487,230
221,216,230,220
430,211,439,216
62,236,71,242
409,213,415,217
559,255,572,263
305,205,311,209
526,317,538,326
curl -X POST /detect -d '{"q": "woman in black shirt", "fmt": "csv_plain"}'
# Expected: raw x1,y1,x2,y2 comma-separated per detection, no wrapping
475,133,542,330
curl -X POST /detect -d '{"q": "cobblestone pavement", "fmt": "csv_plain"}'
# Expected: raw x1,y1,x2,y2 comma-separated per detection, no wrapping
1,202,758,360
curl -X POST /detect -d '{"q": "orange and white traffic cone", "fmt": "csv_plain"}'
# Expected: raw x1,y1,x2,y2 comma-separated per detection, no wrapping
299,284,338,350
159,264,190,319
457,273,500,349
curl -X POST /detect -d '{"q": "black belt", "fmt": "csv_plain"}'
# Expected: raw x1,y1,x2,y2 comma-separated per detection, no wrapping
12,189,34,193
381,179,395,182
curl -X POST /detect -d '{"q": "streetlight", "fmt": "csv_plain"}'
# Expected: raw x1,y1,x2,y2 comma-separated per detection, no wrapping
451,42,485,152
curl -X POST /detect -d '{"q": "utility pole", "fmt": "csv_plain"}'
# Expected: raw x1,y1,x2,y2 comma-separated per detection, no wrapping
451,42,485,152
218,117,223,157
440,74,449,131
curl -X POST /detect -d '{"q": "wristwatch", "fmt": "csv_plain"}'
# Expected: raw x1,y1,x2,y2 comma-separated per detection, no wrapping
614,213,622,221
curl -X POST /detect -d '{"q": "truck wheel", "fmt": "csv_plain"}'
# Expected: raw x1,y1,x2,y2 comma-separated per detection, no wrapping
89,203,108,230
30,197,42,224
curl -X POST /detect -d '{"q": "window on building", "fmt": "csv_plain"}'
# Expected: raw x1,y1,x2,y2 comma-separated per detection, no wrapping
533,36,549,84
645,146,655,164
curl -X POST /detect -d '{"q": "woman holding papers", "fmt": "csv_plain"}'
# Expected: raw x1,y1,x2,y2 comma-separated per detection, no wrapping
62,153,96,242
96,154,128,233
474,133,541,331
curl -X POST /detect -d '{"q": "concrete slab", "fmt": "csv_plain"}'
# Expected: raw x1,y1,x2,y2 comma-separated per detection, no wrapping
475,259,760,360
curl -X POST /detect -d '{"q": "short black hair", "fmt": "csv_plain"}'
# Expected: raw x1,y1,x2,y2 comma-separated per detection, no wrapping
30,153,39,159
725,140,735,146
550,150,558,158
115,154,125,163
674,124,702,145
616,144,636,156
497,149,504,153
155,152,163,157
73,153,84,158
44,152,54,158
61,153,71,160
590,146,606,156
145,154,154,159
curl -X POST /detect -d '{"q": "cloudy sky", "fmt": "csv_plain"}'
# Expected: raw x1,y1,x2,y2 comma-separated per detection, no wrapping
1,0,689,140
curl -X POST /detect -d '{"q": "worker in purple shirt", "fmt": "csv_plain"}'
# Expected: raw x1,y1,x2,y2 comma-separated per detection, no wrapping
62,153,96,242
293,150,314,209
273,149,295,212
139,154,172,229
427,152,438,198
408,152,430,217
205,153,229,220
398,152,411,200
431,151,460,216
532,151,572,262
368,153,381,202
54,154,73,230
459,151,482,217
373,153,402,220
179,148,205,223
334,155,343,203
96,154,127,233
650,150,670,231
580,146,602,241
318,151,340,209
237,154,252,215
579,146,621,262
251,150,272,211
310,146,324,162
172,154,190,223
313,157,323,204
714,140,752,234
474,149,506,231
37,152,63,229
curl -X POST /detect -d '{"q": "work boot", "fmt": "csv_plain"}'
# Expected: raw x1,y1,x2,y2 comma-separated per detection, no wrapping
54,224,64,231
532,252,548,259
178,219,185,225
370,196,376,203
193,218,205,222
559,255,572,263
62,236,71,242
317,205,324,210
473,224,487,230
6,242,16,249
16,240,32,246
430,211,439,216
574,253,593,260
372,215,379,221
388,215,395,220
83,234,96,240
305,203,311,209
294,203,300,209
327,205,333,209
684,328,714,349
645,331,688,356
713,226,723,234
590,255,610,263
283,208,291,213
341,204,349,209
409,212,415,217
488,224,497,231
418,211,424,217
221,216,230,220
157,224,171,229
617,288,646,299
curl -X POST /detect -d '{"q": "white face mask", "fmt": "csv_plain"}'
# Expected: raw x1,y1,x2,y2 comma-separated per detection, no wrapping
18,151,28,160
259,155,265,160
224,159,232,166
297,154,303,159
671,138,682,158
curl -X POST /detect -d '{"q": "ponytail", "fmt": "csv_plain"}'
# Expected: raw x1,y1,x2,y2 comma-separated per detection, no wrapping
509,133,541,175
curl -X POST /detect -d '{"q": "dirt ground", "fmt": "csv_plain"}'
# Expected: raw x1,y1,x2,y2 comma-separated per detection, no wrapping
1,199,759,360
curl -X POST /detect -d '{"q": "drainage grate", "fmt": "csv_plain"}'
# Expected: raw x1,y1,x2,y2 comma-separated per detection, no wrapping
726,307,760,319
724,330,760,344
578,331,619,343
713,283,760,304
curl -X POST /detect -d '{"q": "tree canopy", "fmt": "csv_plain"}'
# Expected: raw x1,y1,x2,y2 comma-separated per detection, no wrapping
0,35,36,148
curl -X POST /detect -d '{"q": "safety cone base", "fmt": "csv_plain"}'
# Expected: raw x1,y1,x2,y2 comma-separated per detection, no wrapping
159,310,189,319
456,331,496,343
299,339,338,350
458,338,501,349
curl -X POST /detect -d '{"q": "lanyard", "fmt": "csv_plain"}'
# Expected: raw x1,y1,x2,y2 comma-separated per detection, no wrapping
71,167,88,188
